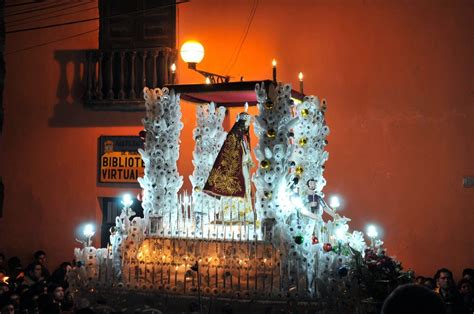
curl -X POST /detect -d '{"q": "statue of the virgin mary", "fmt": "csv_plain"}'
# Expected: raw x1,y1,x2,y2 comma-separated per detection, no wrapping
203,111,254,224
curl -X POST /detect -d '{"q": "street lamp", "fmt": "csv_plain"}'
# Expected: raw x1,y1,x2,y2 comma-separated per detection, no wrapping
329,195,341,210
180,40,205,69
179,40,230,84
122,193,133,208
83,223,95,247
366,224,378,248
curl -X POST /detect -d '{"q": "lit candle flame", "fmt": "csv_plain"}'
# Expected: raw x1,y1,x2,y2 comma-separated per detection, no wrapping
171,63,176,73
272,59,277,67
205,77,211,84
299,72,303,81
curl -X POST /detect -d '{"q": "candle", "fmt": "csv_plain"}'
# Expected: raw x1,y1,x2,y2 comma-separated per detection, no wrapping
270,247,274,293
177,204,180,236
272,59,277,83
128,255,131,283
160,264,163,285
263,258,266,291
254,260,258,290
104,256,107,282
144,263,147,282
169,207,172,236
279,260,283,291
230,204,233,240
207,200,211,234
246,268,250,291
244,209,247,241
183,196,187,235
152,263,156,285
168,266,171,285
207,266,210,287
238,267,241,291
296,258,299,292
171,63,176,84
238,202,242,241
175,266,178,285
298,72,304,94
183,265,187,292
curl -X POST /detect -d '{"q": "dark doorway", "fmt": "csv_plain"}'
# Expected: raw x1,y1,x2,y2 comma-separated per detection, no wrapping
100,196,144,248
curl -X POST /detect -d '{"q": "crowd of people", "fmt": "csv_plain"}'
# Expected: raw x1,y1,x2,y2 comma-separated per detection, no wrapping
0,250,473,313
387,268,474,314
0,251,89,314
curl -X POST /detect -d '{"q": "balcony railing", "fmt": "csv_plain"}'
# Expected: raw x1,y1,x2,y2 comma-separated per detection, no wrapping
84,47,177,111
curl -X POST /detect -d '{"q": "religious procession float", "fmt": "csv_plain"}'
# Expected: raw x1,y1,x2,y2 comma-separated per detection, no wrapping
71,78,409,312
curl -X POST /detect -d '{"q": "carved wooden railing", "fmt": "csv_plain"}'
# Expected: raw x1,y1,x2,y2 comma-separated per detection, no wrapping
84,47,177,111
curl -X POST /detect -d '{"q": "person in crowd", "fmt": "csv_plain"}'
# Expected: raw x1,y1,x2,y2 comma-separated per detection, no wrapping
415,275,426,285
381,283,446,314
462,268,474,283
6,257,23,284
434,268,465,313
6,293,20,313
16,284,37,313
34,280,50,312
458,278,473,313
424,277,437,290
0,283,9,296
51,261,72,289
41,284,65,313
23,262,44,287
0,301,14,314
32,250,50,279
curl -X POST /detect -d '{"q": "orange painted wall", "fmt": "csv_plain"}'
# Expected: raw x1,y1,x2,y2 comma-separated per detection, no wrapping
0,0,473,278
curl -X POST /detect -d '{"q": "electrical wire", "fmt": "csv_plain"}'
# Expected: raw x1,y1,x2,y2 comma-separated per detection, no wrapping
7,16,98,34
6,0,189,34
224,0,258,74
6,1,96,27
224,0,259,75
223,2,256,74
5,27,98,55
176,1,179,50
5,0,87,18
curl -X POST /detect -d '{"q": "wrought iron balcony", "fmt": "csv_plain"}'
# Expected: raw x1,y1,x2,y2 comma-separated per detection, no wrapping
84,47,177,111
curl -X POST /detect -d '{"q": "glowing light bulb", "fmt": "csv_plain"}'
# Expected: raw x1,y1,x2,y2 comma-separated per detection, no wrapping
205,77,211,84
83,224,95,237
298,72,303,81
329,196,341,209
122,194,133,207
180,40,205,64
367,225,378,238
170,63,176,73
